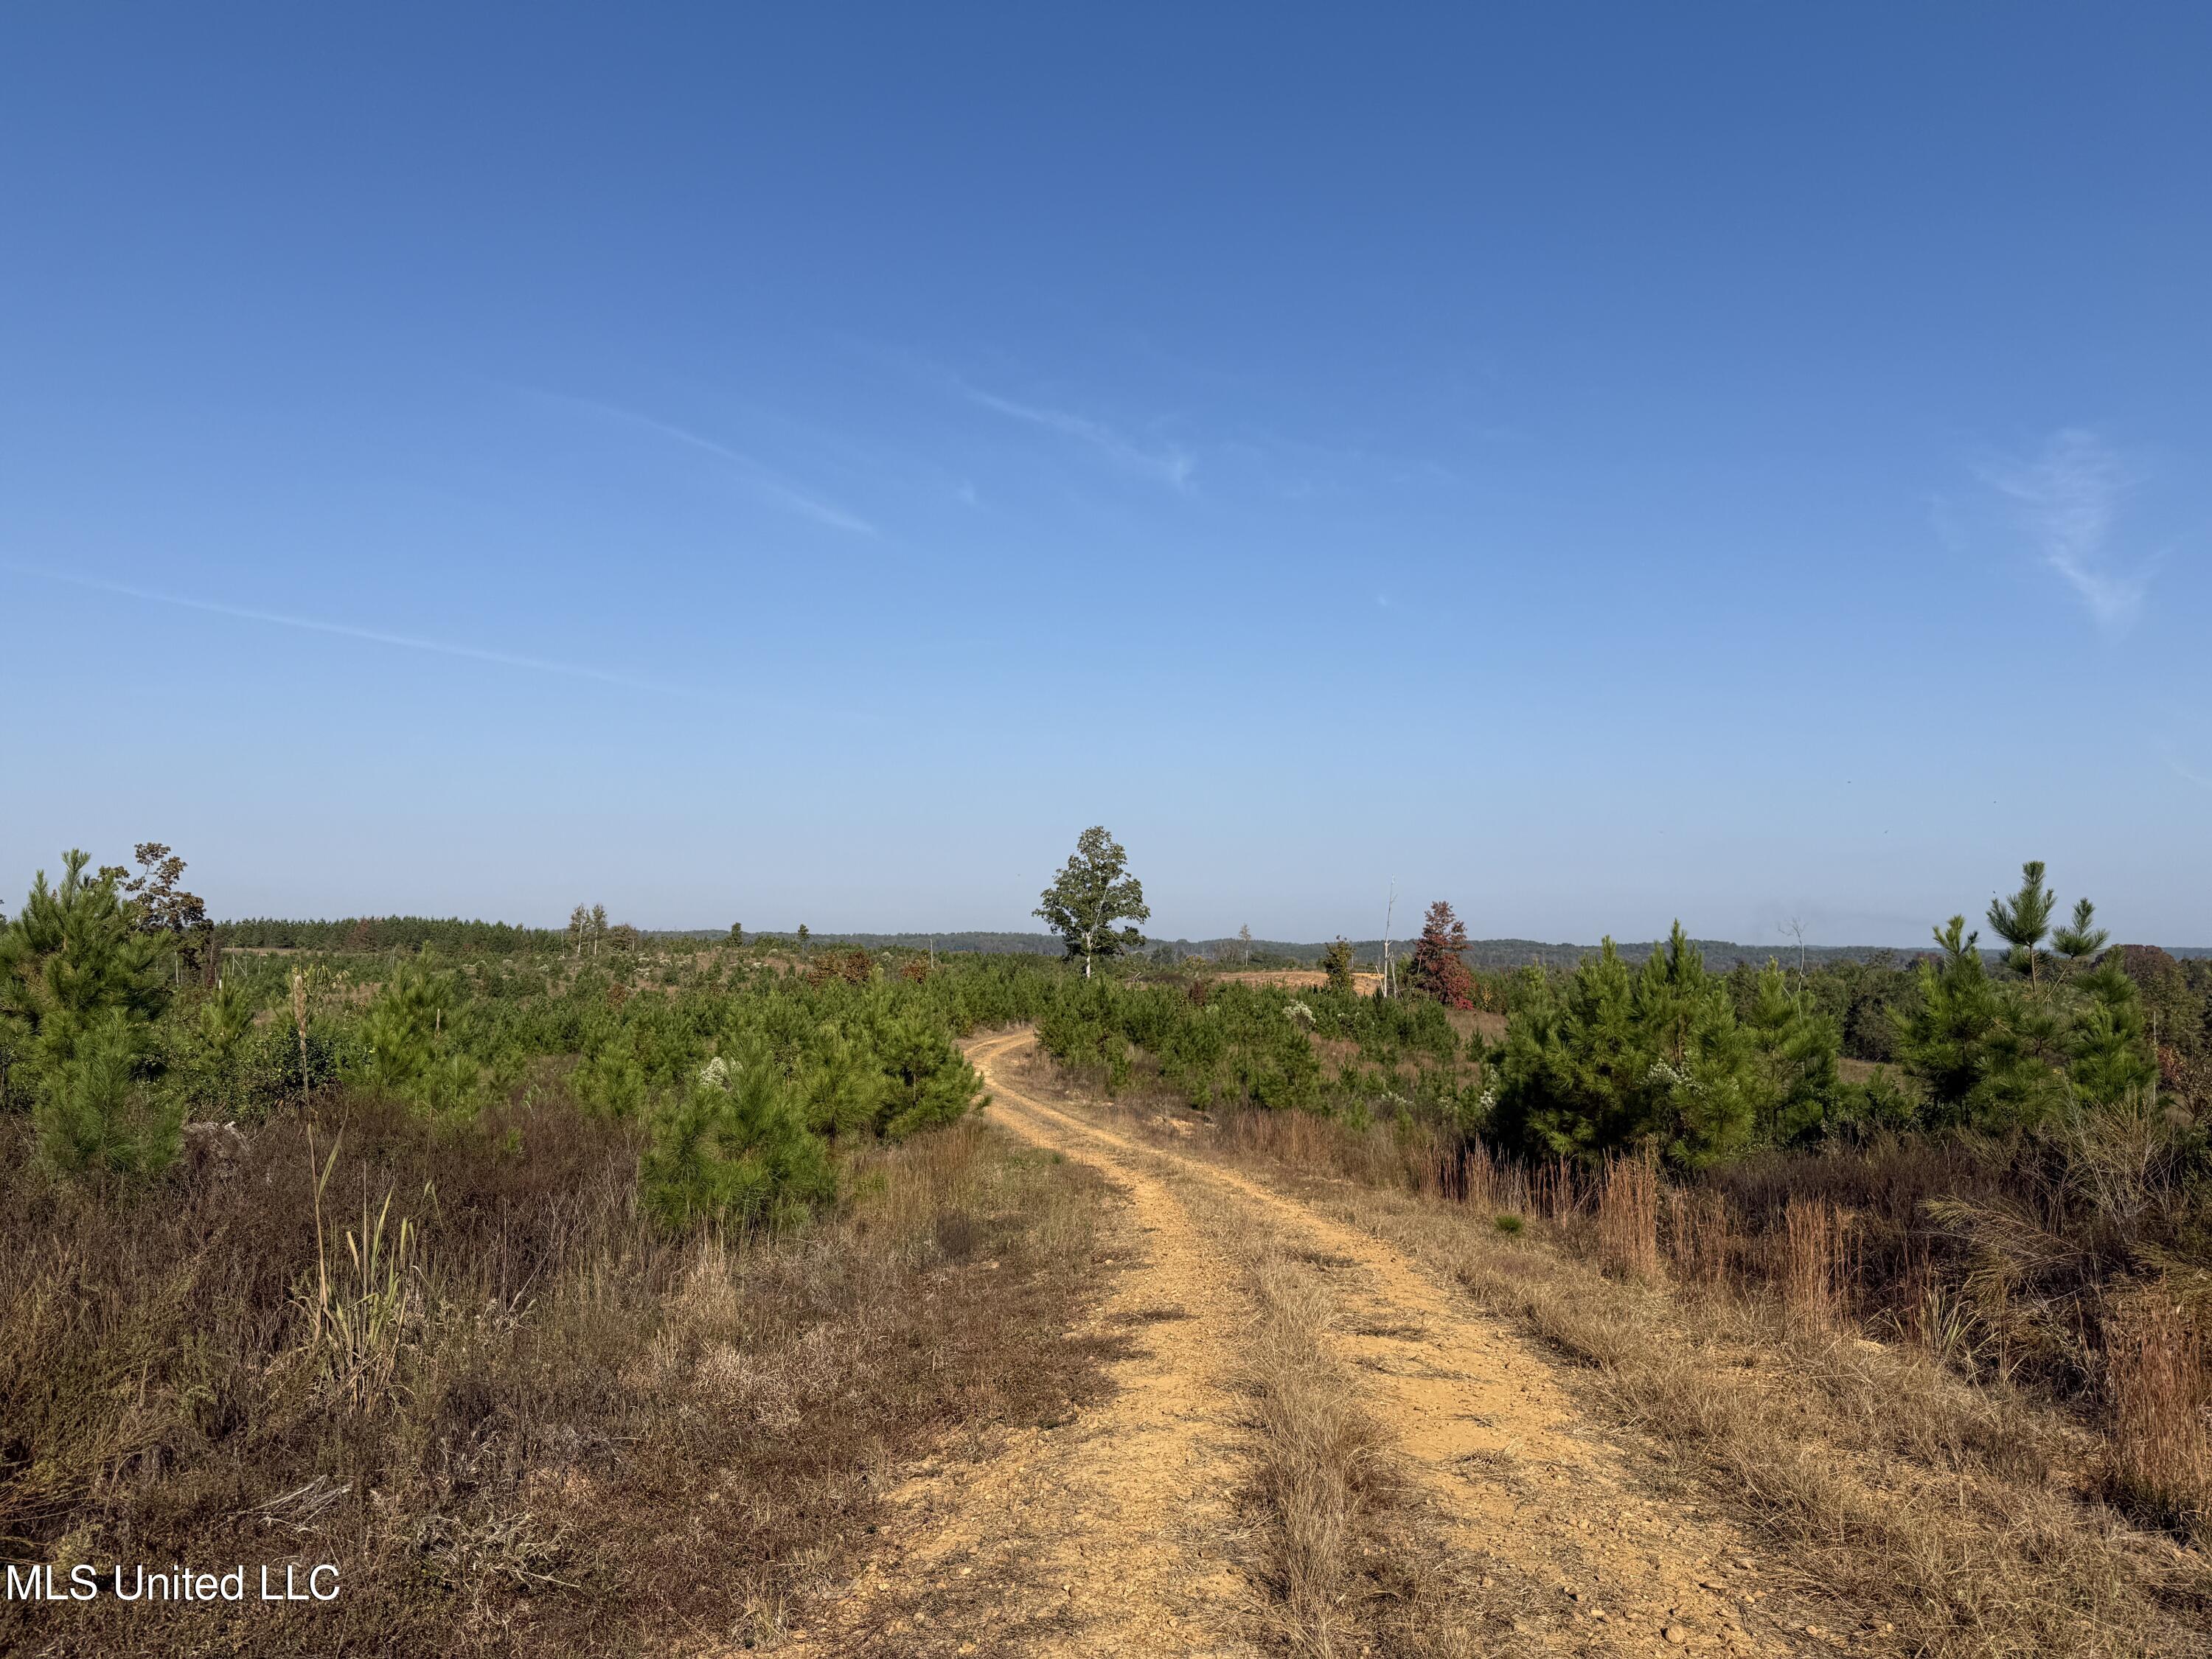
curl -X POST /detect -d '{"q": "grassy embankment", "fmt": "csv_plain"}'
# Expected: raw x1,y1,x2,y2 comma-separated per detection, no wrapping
1039,1042,2212,1659
0,1093,1116,1658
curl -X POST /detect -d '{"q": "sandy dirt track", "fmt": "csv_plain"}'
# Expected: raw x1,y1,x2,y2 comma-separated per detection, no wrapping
794,1031,1807,1658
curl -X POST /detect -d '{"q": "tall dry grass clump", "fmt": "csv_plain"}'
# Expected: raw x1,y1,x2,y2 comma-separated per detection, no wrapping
295,1132,427,1410
1781,1194,1849,1330
1596,1152,1660,1281
1662,1185,1736,1284
2103,1293,2212,1540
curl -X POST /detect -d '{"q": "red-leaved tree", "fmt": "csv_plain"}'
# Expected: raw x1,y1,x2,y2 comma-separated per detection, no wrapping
1408,900,1475,1009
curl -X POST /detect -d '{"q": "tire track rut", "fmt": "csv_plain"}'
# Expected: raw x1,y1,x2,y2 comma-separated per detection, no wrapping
797,1031,1802,1656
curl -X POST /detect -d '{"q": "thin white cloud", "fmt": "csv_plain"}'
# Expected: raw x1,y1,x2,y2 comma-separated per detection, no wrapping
539,393,877,535
15,568,686,695
1981,429,2153,632
2160,740,2212,790
960,383,1195,491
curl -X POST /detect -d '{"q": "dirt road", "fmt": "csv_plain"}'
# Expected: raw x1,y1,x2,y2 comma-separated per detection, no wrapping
797,1032,1807,1657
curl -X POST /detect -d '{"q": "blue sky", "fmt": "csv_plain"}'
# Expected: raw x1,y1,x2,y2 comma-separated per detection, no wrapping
4,5,2208,945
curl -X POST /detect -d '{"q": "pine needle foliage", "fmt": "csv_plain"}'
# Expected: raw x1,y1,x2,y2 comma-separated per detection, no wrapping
1406,901,1475,1009
640,1051,834,1231
1988,860,2058,984
361,956,474,1110
1322,937,1357,994
1892,917,2065,1129
2054,897,2112,962
1494,924,1838,1167
0,851,179,1174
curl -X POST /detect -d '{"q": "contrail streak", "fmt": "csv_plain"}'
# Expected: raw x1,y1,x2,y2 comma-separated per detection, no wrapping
10,566,686,695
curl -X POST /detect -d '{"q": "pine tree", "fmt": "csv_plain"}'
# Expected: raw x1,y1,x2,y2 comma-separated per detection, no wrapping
362,957,463,1099
1492,925,1770,1167
1034,827,1150,979
1632,925,1764,1164
1893,917,2064,1128
1987,860,2056,985
869,1009,987,1136
32,1009,181,1176
2052,897,2110,963
1406,900,1475,1009
1321,937,1356,994
2067,958,2157,1104
1744,959,1842,1144
1494,939,1646,1161
795,1023,886,1144
640,1049,834,1230
0,852,178,1174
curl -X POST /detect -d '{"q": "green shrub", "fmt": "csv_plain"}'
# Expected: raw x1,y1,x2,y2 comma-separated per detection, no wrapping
1492,926,1775,1167
32,1009,182,1176
1,851,178,1173
869,1011,985,1137
359,957,478,1112
639,1056,833,1231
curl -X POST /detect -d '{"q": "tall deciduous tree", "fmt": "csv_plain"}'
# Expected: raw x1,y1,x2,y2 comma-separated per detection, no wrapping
1034,827,1150,979
1407,900,1475,1009
99,842,211,980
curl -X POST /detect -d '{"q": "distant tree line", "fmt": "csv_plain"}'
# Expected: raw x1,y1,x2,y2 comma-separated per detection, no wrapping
218,916,568,954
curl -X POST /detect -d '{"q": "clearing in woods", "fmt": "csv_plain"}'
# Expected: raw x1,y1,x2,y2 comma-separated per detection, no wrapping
791,1030,1848,1658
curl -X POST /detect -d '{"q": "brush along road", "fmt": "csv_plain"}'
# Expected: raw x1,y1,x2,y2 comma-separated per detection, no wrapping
789,1030,1823,1658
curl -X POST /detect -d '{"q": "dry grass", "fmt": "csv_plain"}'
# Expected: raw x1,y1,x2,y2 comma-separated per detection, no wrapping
1425,1228,2209,1657
1231,1242,1471,1659
1239,1249,1382,1655
2106,1294,2212,1543
1780,1194,1849,1332
1079,1091,2212,1659
0,1096,1116,1656
1663,1183,1737,1284
1596,1152,1660,1281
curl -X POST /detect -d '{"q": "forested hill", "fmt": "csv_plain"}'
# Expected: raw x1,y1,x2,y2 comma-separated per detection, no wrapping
217,919,2211,965
731,932,2212,967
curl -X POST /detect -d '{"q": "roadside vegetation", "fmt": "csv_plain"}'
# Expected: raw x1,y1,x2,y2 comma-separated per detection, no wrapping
1015,864,2212,1652
0,841,1127,1657
6,825,2209,1652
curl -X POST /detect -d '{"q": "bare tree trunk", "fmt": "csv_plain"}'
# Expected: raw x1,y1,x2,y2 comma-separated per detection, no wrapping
1381,883,1397,998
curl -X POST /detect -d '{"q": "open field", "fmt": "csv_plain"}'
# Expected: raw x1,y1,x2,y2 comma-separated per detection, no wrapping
6,848,2212,1655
